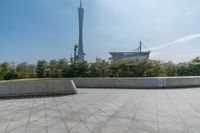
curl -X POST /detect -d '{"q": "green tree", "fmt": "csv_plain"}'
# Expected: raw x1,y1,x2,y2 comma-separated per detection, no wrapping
0,62,18,80
35,60,48,78
0,62,10,79
160,61,177,76
110,60,142,77
57,58,69,77
48,59,58,78
3,68,18,80
63,62,89,77
189,57,200,76
191,57,200,63
189,63,200,76
175,63,189,76
109,60,163,77
144,60,162,77
16,62,35,78
88,60,110,77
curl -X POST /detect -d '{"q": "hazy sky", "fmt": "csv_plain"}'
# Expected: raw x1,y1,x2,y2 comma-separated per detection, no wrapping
0,0,200,63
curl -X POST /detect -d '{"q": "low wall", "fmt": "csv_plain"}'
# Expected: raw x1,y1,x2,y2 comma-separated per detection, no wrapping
0,79,77,97
1,77,199,97
73,77,200,89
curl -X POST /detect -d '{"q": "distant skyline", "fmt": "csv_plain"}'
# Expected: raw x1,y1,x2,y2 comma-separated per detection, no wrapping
0,0,200,63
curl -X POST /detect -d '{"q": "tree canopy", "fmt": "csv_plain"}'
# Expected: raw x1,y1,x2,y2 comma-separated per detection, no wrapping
0,57,200,80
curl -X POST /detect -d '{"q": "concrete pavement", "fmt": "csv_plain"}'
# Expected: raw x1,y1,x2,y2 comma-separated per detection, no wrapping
0,88,200,133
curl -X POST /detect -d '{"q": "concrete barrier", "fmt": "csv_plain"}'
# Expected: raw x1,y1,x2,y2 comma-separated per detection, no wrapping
165,77,200,88
1,77,200,97
0,79,77,98
73,77,200,89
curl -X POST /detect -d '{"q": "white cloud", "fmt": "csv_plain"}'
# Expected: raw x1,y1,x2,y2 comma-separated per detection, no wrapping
150,33,200,51
185,11,193,16
173,33,200,43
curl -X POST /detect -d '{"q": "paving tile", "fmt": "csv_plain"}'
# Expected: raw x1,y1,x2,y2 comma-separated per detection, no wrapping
1,89,200,133
69,123,91,133
6,125,26,133
47,127,67,133
99,126,129,133
26,124,45,133
5,120,27,132
130,120,158,132
0,121,10,132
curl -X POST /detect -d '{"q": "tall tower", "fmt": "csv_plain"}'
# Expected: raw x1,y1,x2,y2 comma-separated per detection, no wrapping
78,0,85,62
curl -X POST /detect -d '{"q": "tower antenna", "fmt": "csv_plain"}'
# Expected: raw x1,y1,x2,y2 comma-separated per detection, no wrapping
139,41,142,53
80,0,82,8
77,0,85,62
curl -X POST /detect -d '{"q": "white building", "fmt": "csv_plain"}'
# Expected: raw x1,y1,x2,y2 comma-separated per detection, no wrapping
109,41,150,63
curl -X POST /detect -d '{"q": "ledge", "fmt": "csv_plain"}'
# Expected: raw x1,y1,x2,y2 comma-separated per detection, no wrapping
0,79,77,98
73,76,200,89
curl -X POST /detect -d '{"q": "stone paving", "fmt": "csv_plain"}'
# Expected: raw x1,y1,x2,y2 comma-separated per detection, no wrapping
0,88,200,133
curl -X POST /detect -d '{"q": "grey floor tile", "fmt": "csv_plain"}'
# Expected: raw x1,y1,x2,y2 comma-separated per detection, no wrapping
1,88,200,133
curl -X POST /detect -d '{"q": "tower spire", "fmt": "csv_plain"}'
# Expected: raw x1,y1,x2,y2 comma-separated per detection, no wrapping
80,0,82,8
77,0,85,62
139,41,142,53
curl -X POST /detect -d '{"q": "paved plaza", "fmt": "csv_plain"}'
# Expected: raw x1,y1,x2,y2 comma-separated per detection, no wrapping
0,88,200,133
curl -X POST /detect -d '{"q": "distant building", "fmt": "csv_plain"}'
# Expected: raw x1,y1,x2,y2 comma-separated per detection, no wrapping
73,0,85,63
109,41,150,63
96,57,104,63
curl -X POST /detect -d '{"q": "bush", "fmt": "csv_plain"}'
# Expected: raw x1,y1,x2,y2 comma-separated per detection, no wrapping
3,71,18,80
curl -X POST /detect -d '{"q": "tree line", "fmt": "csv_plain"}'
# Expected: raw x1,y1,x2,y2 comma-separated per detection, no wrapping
0,57,200,80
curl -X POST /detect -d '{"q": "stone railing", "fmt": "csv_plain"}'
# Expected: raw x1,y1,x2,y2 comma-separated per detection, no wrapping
73,77,200,89
0,79,77,97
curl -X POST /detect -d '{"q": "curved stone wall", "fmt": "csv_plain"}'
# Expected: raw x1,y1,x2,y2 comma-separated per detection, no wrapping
73,76,200,89
0,79,77,97
1,77,200,98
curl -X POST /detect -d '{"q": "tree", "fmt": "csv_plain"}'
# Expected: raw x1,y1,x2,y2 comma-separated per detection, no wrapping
191,57,200,63
160,61,177,77
26,64,35,78
63,62,89,77
0,62,18,80
35,60,48,78
57,58,69,77
190,57,200,76
109,60,163,77
3,68,18,80
48,59,58,78
16,62,35,78
110,60,141,77
88,61,110,77
188,63,200,76
0,62,10,79
175,63,189,76
2,56,200,80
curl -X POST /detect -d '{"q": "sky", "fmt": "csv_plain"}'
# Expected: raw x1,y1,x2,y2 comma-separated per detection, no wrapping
0,0,200,64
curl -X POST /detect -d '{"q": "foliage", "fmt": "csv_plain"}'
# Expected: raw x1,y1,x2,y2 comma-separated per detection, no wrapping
16,62,35,78
3,69,18,80
63,62,89,77
88,60,110,77
35,60,48,78
0,63,18,80
109,60,162,77
1,57,200,80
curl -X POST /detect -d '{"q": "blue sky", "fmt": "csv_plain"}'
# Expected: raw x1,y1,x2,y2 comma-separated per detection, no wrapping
0,0,200,63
